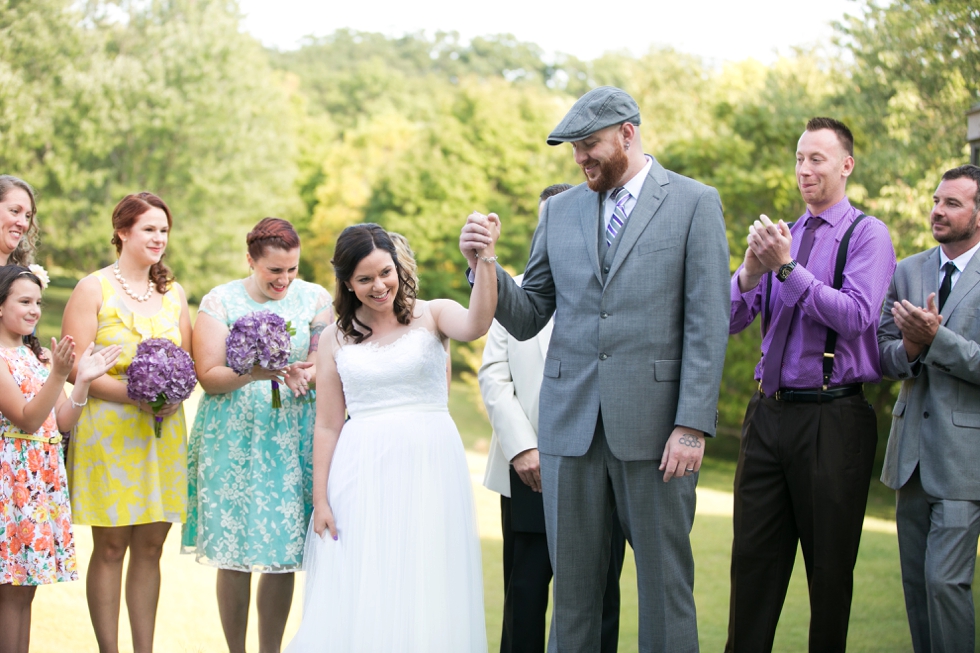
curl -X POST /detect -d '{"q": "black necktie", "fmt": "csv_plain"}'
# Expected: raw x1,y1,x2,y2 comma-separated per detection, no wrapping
938,261,956,312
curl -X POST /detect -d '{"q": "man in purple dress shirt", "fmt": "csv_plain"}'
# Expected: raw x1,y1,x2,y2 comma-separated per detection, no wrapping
726,117,897,652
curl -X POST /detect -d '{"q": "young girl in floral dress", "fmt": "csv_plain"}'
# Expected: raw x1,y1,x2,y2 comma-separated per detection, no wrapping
0,266,120,653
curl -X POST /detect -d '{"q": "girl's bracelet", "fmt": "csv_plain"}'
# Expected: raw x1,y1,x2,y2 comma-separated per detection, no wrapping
70,395,88,409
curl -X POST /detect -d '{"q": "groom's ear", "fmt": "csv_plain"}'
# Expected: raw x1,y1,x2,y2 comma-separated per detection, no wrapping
620,121,636,142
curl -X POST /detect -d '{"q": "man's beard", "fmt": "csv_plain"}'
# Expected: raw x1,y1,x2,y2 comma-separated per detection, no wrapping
583,142,629,193
934,209,980,245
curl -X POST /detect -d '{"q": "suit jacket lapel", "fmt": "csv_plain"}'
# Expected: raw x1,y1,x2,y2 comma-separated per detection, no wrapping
920,248,940,309
606,160,668,284
941,247,980,323
578,191,603,284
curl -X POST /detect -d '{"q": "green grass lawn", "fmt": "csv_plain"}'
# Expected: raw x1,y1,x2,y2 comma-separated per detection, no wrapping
24,290,980,651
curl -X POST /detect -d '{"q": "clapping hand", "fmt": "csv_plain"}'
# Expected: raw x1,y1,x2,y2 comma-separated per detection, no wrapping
893,292,942,360
49,336,77,379
747,214,793,271
284,361,315,397
75,343,123,385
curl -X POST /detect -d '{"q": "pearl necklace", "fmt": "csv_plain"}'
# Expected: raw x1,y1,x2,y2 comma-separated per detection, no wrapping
113,261,154,302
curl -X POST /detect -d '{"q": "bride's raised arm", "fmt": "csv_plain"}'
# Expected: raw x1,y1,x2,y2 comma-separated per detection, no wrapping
431,212,500,342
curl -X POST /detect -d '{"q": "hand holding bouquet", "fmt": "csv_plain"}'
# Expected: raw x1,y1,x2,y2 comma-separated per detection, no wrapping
127,338,197,437
226,310,295,408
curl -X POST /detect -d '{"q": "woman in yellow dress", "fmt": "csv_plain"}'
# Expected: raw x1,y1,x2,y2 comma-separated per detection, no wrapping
61,192,193,653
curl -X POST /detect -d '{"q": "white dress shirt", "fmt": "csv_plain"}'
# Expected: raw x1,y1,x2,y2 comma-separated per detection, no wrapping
939,239,980,290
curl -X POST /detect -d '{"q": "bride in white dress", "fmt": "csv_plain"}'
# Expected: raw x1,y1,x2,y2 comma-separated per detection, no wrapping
285,219,499,652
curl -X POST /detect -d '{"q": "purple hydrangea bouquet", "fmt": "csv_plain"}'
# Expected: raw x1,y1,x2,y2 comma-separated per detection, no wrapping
225,310,295,408
126,338,197,437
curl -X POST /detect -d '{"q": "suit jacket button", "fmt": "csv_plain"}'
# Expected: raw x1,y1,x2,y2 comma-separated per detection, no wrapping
599,353,609,360
603,265,610,273
924,411,930,418
600,312,609,318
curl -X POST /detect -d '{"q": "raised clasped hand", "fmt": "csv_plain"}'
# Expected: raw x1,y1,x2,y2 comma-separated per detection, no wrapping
459,211,502,268
747,214,793,272
659,426,705,482
75,343,123,384
283,361,315,397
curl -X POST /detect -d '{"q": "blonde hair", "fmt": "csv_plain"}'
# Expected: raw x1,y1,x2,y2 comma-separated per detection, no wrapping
388,232,419,290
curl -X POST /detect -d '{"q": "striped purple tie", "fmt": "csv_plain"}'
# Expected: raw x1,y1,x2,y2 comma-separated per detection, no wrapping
606,186,631,246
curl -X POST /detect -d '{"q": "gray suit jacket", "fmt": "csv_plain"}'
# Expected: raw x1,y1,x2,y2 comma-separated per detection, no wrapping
494,157,730,461
879,246,980,500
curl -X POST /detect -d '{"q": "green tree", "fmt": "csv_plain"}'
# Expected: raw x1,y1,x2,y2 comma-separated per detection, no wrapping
836,0,980,259
1,0,301,298
305,79,576,301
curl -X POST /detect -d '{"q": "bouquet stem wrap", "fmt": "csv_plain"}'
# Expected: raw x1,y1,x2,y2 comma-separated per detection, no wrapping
271,380,282,409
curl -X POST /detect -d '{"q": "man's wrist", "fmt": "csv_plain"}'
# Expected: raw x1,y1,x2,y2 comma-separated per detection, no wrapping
738,269,763,293
775,259,798,282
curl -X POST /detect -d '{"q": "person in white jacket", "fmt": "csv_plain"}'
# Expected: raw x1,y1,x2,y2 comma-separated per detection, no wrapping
479,183,625,653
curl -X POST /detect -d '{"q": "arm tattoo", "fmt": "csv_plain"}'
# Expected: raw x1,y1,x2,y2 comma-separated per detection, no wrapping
309,321,328,353
679,433,702,448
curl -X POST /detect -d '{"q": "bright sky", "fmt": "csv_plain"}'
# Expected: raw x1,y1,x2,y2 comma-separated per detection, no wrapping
237,0,863,64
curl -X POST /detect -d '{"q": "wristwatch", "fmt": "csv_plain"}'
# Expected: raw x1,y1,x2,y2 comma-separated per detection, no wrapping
776,260,798,282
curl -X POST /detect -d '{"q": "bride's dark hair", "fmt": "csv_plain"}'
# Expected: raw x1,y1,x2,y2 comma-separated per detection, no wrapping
332,224,418,344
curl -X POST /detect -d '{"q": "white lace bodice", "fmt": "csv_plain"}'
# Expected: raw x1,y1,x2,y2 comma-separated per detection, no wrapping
335,328,448,416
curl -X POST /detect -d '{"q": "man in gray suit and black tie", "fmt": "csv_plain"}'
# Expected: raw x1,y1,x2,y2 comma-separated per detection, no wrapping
460,86,730,652
878,164,980,653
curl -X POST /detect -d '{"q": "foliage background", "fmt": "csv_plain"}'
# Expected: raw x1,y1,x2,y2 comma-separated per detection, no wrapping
2,0,979,439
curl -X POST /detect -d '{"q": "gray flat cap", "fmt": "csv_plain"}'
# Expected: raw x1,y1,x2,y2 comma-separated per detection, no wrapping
547,86,641,146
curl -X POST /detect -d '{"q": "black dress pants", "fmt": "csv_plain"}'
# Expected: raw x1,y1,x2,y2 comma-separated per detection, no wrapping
725,391,877,653
500,467,626,653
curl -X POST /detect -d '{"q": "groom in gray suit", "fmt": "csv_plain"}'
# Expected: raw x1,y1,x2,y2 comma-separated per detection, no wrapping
878,164,980,653
461,86,729,652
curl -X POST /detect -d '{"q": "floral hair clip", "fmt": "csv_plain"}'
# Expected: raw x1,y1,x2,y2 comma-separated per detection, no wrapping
28,264,50,290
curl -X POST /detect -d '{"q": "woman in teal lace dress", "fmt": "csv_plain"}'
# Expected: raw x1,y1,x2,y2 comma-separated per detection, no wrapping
181,218,332,653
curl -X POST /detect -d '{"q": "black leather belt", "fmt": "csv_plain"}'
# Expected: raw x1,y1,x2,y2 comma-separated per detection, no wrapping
762,383,863,403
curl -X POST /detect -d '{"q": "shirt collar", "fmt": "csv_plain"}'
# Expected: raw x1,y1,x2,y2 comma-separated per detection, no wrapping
939,238,980,272
607,155,653,202
802,195,853,227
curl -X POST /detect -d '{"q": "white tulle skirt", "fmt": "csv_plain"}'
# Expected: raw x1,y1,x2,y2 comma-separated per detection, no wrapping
285,406,487,652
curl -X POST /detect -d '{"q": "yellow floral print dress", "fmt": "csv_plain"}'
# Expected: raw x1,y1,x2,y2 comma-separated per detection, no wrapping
67,272,187,526
0,346,77,585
